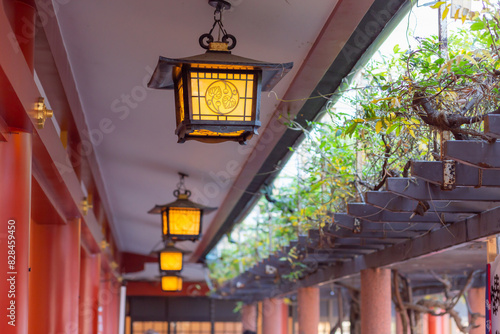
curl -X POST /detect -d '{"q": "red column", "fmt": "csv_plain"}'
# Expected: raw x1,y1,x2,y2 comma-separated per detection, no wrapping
100,276,120,334
428,313,441,334
468,287,486,334
0,133,32,334
441,313,450,334
360,268,391,334
281,302,288,334
262,298,286,334
79,250,101,334
242,304,257,333
298,286,319,334
422,313,429,334
28,218,81,334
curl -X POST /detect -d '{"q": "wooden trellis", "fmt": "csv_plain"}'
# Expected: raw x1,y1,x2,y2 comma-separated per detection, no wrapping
214,115,500,303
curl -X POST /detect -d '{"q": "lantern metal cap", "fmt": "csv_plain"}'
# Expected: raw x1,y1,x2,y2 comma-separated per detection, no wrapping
147,53,293,92
148,196,217,215
208,0,231,11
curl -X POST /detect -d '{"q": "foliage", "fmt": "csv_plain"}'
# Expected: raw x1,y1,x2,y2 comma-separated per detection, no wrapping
208,112,359,284
345,0,500,146
207,0,500,285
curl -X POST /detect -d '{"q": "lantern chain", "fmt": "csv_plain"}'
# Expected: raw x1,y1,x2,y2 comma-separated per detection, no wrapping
173,172,191,198
199,3,237,50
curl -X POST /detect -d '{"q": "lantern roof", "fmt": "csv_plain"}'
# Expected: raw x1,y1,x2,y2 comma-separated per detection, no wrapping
147,52,294,92
148,195,218,215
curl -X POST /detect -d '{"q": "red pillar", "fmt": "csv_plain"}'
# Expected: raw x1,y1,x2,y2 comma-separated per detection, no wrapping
262,298,286,334
422,313,429,334
360,268,391,334
100,276,120,334
468,287,486,334
0,133,32,334
28,219,81,334
242,304,257,333
298,286,319,334
441,313,450,334
427,313,441,334
79,250,101,334
281,302,288,334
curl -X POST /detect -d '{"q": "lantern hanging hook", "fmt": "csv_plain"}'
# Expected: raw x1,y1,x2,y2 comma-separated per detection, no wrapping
199,0,237,51
173,172,191,198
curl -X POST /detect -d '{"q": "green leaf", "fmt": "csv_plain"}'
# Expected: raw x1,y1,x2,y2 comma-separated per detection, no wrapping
386,123,398,134
470,21,485,31
344,122,358,137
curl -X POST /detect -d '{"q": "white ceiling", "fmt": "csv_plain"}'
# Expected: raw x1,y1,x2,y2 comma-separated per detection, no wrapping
53,0,340,263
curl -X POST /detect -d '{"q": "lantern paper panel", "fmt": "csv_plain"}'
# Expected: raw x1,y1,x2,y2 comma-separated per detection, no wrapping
189,69,256,122
161,276,183,292
173,66,261,143
162,207,202,240
159,251,183,272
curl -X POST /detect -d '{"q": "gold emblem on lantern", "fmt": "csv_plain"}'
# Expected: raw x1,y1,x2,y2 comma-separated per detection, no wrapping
205,80,239,115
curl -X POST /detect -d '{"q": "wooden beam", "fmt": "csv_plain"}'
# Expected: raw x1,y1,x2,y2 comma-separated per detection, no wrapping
365,191,419,212
412,160,500,187
299,205,500,287
444,140,500,169
307,232,401,246
347,203,472,223
334,213,440,232
326,227,421,240
484,114,500,139
387,177,500,202
365,191,498,214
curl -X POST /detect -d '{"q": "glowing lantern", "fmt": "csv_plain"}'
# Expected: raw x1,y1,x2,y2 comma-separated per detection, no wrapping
147,0,292,144
157,242,189,273
148,173,216,241
161,276,183,292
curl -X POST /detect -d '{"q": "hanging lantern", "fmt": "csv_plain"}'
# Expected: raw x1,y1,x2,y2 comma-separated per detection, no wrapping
155,241,190,274
161,275,183,292
148,173,216,241
148,0,293,144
